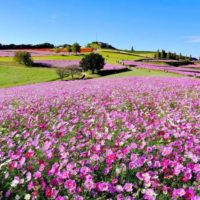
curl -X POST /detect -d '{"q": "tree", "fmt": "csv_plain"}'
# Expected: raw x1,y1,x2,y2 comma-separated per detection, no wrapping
66,66,82,79
166,52,172,59
154,50,161,59
179,53,183,60
87,43,100,50
65,46,72,53
56,65,82,80
56,68,66,80
71,43,81,54
55,48,62,53
161,50,167,59
14,51,33,66
80,53,105,74
131,46,134,52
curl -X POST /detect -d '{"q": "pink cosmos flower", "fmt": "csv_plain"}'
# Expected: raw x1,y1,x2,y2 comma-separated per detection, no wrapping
33,171,41,179
173,188,186,198
27,181,34,191
64,179,76,190
117,194,124,200
96,182,109,192
116,185,123,193
106,153,116,165
84,179,95,191
144,189,156,200
123,183,133,192
161,146,173,156
185,188,195,199
26,172,32,182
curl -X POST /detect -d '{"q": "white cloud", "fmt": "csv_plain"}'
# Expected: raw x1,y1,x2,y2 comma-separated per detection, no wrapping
184,35,200,43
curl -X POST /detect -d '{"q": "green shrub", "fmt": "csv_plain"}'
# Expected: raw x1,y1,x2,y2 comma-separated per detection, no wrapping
14,51,33,66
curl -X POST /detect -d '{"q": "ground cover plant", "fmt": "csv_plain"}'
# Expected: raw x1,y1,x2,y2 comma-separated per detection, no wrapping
0,77,199,200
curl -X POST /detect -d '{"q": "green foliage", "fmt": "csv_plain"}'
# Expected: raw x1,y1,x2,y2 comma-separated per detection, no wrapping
87,43,100,50
154,49,189,60
80,53,105,74
71,43,81,53
56,65,82,80
87,41,116,50
65,46,72,53
14,51,33,66
54,48,62,53
154,50,161,59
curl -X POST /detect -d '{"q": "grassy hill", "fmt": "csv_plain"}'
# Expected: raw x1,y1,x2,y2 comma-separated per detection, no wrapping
0,49,181,88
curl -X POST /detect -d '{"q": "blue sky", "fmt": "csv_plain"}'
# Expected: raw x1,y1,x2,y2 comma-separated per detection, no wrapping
0,0,200,57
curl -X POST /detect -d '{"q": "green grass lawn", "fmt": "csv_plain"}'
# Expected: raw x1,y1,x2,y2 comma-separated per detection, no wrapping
0,64,101,88
104,68,181,78
0,65,59,88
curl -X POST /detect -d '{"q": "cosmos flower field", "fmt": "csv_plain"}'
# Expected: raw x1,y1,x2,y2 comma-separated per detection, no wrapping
0,77,200,200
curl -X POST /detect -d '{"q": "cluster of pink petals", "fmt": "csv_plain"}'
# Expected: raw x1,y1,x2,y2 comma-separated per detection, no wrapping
0,77,199,199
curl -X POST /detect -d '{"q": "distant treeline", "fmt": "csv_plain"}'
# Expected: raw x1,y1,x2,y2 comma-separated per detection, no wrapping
154,50,192,60
0,43,55,50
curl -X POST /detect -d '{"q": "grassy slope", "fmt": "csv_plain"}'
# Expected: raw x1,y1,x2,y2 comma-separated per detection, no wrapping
104,68,180,78
0,49,181,88
98,49,153,64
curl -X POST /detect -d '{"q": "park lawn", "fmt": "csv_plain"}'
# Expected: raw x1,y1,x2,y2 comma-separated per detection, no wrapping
0,65,59,88
103,68,181,78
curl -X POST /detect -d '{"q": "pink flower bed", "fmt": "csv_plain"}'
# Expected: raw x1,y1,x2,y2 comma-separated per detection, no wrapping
0,77,200,199
103,64,127,70
123,61,200,77
0,50,67,57
34,60,127,70
34,60,80,67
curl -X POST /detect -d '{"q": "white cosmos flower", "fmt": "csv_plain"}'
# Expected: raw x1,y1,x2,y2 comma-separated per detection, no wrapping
15,195,20,200
11,179,19,187
24,194,31,200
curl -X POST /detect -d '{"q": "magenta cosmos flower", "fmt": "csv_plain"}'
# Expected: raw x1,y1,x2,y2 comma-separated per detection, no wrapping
64,179,76,190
